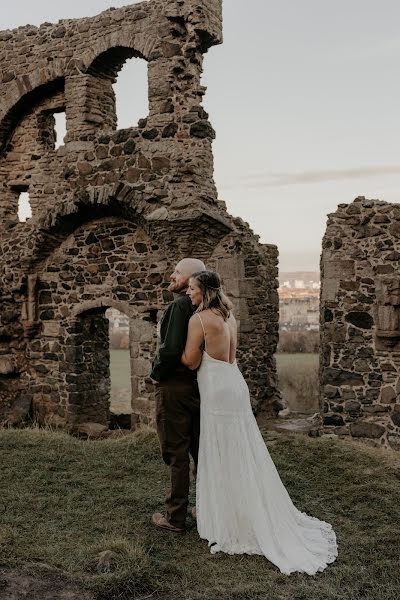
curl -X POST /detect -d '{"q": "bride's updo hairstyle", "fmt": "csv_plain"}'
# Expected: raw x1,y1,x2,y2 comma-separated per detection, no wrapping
190,270,233,321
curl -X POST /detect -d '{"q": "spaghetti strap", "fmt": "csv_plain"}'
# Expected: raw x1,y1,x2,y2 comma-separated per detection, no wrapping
196,313,207,352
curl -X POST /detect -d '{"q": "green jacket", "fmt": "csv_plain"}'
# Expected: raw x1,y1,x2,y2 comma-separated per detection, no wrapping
150,293,196,382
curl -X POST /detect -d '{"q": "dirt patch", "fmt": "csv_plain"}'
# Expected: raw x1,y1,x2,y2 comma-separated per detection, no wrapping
0,566,93,600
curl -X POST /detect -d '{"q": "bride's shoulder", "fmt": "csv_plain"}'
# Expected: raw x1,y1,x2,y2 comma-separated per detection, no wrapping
189,312,200,323
227,309,236,321
228,311,237,327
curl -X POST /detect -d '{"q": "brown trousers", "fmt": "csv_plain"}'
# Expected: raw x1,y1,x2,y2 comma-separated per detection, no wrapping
155,374,200,528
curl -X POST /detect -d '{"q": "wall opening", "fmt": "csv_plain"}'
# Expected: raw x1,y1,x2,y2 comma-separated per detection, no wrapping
276,281,320,415
54,111,67,149
113,57,148,129
106,307,132,428
17,191,32,222
38,108,66,150
86,47,148,132
0,77,65,155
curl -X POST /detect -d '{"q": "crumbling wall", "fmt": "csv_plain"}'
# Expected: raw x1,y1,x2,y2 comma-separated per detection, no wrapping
0,0,280,430
321,197,400,450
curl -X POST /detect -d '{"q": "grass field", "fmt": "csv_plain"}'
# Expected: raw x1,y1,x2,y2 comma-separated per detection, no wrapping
1,427,400,599
109,350,131,413
276,353,319,414
109,350,320,415
110,349,130,392
275,353,318,369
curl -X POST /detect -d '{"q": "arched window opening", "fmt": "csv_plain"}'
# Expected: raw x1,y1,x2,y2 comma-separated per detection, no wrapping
113,57,148,129
17,191,32,222
86,47,148,132
37,108,66,150
106,308,132,426
0,77,64,155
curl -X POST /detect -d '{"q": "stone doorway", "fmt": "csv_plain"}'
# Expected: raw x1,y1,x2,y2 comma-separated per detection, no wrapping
66,304,156,431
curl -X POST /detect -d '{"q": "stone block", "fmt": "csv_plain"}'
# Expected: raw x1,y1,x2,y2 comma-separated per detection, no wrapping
344,400,361,413
74,422,108,439
42,322,61,337
131,358,151,377
323,414,344,426
380,386,396,404
388,433,400,451
323,368,364,387
350,421,385,439
324,259,355,279
391,411,400,427
345,311,374,329
0,358,16,375
323,385,340,399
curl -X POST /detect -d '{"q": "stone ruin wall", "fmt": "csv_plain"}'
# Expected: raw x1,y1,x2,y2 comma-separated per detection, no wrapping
0,0,280,431
321,197,400,450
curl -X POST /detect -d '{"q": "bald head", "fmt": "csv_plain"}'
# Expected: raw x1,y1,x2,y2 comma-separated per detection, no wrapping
169,257,206,293
177,258,206,278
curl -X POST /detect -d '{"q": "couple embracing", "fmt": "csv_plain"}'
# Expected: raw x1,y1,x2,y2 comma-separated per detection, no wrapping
150,258,337,575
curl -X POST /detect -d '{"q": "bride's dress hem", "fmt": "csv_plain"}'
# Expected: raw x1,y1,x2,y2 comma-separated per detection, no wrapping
199,518,338,576
196,351,338,576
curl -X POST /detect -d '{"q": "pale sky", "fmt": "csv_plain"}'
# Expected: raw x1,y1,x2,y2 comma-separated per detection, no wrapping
3,1,400,271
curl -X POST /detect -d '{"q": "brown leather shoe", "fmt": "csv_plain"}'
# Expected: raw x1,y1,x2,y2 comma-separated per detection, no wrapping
151,513,186,535
191,506,196,519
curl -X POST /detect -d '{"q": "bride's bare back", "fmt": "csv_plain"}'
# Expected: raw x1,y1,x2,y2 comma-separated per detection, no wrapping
198,309,237,364
182,308,237,370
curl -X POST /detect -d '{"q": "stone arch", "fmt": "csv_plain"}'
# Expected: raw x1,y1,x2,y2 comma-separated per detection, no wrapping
77,40,151,134
0,59,68,120
72,298,138,319
0,76,65,155
25,207,172,428
61,301,155,429
80,32,155,71
23,188,152,271
0,32,156,150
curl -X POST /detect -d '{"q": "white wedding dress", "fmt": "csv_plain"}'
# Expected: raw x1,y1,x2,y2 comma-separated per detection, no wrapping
195,315,338,575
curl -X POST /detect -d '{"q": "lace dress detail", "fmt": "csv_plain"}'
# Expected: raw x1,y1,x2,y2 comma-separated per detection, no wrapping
195,314,338,575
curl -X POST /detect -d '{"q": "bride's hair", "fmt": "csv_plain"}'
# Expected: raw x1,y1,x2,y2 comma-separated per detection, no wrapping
190,270,233,321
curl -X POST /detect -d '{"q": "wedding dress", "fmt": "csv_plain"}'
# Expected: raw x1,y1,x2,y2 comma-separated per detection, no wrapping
195,314,337,575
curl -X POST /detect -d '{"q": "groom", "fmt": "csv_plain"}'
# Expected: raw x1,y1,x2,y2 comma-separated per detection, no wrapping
151,257,206,534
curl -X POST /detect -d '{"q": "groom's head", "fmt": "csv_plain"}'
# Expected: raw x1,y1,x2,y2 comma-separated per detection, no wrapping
169,258,206,293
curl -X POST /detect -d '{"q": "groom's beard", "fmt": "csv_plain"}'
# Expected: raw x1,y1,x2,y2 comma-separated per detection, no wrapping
168,281,188,293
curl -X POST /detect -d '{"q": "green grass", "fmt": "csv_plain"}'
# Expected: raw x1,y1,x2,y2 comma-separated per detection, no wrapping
1,427,400,599
110,349,130,393
276,353,319,414
275,353,318,369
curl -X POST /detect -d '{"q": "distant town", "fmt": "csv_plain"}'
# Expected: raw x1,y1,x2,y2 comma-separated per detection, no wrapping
278,272,320,331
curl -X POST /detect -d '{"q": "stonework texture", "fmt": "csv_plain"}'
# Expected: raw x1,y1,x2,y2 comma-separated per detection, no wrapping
0,1,280,430
321,196,400,450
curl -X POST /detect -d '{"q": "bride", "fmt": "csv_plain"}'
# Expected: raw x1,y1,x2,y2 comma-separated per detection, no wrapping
181,270,337,575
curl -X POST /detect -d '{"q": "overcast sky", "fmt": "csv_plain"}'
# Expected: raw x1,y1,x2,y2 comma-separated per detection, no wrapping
3,1,400,271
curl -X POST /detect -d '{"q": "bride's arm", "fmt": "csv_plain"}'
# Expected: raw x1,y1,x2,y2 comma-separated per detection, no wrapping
181,315,203,370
